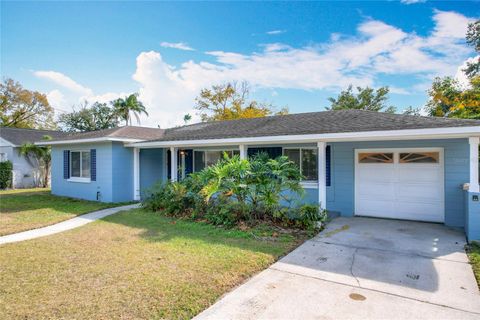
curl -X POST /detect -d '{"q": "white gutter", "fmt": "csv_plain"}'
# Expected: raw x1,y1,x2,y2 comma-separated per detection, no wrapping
127,126,480,148
35,137,144,146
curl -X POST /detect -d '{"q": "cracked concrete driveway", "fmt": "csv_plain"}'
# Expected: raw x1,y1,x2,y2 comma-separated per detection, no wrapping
195,217,480,320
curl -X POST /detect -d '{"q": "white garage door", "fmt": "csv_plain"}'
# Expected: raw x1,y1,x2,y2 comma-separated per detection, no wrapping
355,148,444,222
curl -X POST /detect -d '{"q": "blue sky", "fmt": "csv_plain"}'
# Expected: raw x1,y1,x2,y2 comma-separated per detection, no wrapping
1,1,479,127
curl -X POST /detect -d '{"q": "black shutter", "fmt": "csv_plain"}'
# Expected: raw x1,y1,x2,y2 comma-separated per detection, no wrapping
90,149,96,181
63,150,70,179
326,145,331,187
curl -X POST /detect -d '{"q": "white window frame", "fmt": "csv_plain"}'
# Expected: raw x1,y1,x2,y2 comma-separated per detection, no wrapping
68,150,91,183
0,153,7,162
283,147,319,183
192,149,240,172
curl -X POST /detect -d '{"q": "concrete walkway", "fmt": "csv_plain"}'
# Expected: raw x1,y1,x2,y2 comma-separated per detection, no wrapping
195,217,480,320
0,203,140,245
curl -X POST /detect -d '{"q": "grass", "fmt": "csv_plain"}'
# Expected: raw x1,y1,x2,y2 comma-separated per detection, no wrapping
0,188,129,236
0,208,304,319
467,242,480,288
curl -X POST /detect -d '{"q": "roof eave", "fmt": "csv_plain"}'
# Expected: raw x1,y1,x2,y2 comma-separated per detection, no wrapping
35,137,145,146
126,126,480,148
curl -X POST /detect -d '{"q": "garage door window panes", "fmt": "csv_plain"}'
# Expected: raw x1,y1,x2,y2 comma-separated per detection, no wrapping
358,153,393,163
399,152,439,163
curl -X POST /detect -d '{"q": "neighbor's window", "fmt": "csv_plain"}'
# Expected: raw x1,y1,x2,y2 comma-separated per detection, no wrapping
358,152,394,164
70,151,90,178
193,150,240,172
283,148,318,181
399,152,439,164
0,153,7,162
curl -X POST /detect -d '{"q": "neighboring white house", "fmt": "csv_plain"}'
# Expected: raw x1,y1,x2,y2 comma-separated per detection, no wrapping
0,127,67,188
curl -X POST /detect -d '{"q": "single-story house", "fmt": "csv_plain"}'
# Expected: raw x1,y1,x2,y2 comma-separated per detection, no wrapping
0,127,67,188
37,110,480,241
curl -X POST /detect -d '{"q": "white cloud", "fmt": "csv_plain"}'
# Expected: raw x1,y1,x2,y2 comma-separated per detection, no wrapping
31,10,476,128
34,70,126,116
455,56,478,89
129,10,475,127
266,30,286,35
160,42,195,51
132,51,200,127
400,0,426,4
431,9,474,39
33,70,93,96
46,89,67,111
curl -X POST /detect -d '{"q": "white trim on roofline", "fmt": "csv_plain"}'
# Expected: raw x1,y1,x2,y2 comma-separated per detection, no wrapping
127,126,480,148
35,137,144,146
0,137,16,147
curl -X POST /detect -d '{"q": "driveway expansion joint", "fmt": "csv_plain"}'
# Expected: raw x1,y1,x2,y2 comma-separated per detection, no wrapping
312,238,470,264
350,248,361,287
268,266,480,316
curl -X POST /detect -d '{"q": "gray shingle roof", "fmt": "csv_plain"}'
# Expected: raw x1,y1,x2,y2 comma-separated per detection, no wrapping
41,110,480,144
48,126,165,142
152,110,480,142
0,127,68,146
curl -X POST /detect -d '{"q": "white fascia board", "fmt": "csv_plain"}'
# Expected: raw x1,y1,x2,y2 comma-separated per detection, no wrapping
127,126,480,148
0,137,16,147
35,137,144,146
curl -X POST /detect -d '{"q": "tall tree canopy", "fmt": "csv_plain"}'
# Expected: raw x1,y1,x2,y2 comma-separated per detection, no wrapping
426,19,480,119
58,101,121,132
195,81,288,122
326,85,396,113
426,76,480,119
465,20,480,78
0,78,56,129
112,93,148,126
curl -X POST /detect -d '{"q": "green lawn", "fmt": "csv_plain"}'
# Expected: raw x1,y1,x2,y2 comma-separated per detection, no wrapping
467,242,480,288
0,208,304,319
0,188,128,236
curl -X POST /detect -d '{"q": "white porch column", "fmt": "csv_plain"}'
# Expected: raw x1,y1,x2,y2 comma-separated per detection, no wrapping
317,141,327,210
239,144,247,160
133,147,140,201
170,146,178,182
469,137,479,193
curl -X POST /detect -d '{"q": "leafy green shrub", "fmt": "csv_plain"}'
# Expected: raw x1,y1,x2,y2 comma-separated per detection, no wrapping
0,160,13,189
142,153,324,231
141,181,188,216
277,204,327,231
199,153,304,219
205,196,251,228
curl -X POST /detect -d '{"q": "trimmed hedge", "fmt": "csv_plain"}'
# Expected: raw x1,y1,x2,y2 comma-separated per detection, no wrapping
0,160,13,189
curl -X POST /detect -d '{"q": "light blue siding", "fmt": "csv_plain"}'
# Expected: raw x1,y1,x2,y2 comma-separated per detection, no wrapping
50,138,473,235
111,142,134,202
51,142,114,202
327,139,470,228
465,192,480,241
280,187,318,207
140,148,165,194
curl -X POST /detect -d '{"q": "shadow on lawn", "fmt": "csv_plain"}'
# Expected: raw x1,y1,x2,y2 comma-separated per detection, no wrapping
101,208,304,256
0,192,124,215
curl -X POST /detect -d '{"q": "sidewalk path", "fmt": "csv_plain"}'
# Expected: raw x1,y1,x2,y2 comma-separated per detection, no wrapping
0,203,140,245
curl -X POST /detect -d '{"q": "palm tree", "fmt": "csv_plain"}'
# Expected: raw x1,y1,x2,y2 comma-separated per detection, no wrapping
19,135,52,188
112,93,148,126
183,113,192,124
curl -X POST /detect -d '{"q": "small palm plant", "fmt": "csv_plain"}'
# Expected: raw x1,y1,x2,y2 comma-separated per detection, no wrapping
112,93,148,125
19,135,52,187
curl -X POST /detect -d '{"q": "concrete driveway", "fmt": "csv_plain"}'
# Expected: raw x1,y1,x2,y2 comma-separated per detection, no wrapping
195,217,480,320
